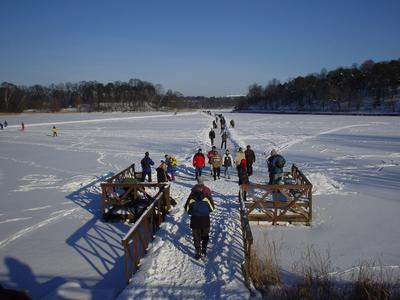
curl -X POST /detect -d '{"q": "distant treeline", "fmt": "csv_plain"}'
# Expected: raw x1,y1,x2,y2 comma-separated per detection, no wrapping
0,79,239,113
237,59,400,112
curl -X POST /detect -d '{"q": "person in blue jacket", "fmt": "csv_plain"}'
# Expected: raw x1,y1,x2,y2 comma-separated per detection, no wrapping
141,152,155,182
184,177,215,259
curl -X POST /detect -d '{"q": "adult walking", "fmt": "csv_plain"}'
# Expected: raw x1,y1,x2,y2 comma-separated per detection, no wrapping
184,176,215,259
245,145,256,176
209,128,216,146
192,148,206,179
207,146,218,176
238,159,249,201
221,130,228,149
141,152,155,182
234,147,246,174
223,149,233,179
267,149,286,184
210,150,222,180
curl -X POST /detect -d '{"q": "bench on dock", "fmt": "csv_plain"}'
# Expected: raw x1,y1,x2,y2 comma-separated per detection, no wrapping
241,164,313,225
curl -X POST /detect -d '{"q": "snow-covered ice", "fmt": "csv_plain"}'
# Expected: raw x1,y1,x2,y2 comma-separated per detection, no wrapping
0,112,399,299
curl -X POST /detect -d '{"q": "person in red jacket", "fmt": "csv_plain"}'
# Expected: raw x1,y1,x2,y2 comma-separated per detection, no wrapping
192,148,206,179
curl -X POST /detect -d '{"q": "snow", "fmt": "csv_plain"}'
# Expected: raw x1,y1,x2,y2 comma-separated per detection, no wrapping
0,112,399,299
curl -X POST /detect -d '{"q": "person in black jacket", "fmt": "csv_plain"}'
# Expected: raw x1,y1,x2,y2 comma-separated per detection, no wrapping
209,128,216,146
267,149,286,184
245,145,256,176
184,177,215,259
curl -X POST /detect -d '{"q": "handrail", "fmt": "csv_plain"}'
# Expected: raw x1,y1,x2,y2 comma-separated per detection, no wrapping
121,184,170,283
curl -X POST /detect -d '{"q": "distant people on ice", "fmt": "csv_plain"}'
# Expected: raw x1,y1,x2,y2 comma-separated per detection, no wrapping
165,154,177,181
245,145,255,176
221,130,229,149
156,160,168,183
212,120,217,129
184,176,215,260
207,146,218,176
0,123,3,130
223,149,233,179
208,128,215,146
238,159,249,201
192,148,206,179
21,122,25,131
230,119,235,128
267,149,286,184
51,126,58,137
4,120,7,128
234,147,245,174
141,152,155,182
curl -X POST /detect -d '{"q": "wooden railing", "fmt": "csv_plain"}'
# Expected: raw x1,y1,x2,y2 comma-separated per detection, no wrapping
245,164,313,225
121,184,171,283
238,189,254,288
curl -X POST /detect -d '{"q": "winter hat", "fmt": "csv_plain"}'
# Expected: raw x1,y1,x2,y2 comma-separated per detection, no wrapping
197,176,204,184
271,149,277,156
198,148,202,152
145,151,149,156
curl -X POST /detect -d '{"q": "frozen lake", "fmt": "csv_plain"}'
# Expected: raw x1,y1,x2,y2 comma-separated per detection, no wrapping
0,112,399,299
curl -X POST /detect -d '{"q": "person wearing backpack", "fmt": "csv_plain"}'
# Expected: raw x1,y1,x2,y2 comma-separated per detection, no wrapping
141,152,155,182
184,176,215,259
156,160,168,183
209,128,216,146
267,149,286,184
223,149,233,179
165,154,177,181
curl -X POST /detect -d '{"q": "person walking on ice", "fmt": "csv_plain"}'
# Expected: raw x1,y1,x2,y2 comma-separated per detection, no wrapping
223,149,233,179
208,128,215,146
51,126,58,137
192,148,206,179
184,176,215,259
267,149,286,184
221,130,229,149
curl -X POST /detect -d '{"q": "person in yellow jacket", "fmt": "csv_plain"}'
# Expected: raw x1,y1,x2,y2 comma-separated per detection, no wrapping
51,126,58,137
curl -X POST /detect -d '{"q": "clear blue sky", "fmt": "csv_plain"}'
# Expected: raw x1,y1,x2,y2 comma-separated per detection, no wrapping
1,0,399,96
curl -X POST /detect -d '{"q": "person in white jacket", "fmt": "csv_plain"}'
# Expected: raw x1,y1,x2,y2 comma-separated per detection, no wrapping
222,149,234,179
234,147,246,174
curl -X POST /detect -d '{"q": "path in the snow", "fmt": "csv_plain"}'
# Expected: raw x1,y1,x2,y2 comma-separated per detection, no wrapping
118,117,250,299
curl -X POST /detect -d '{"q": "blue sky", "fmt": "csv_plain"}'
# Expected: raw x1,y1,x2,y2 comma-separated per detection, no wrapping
1,0,399,96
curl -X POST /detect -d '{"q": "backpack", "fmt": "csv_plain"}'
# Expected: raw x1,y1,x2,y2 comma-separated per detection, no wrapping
170,156,177,167
275,155,286,168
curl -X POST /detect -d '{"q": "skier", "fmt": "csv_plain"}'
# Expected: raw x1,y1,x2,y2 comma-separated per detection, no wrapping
267,149,286,184
209,128,216,146
192,148,206,179
245,145,256,176
184,176,215,259
141,152,155,182
51,126,58,137
223,149,233,179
